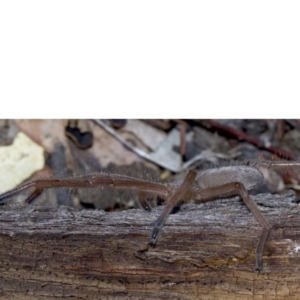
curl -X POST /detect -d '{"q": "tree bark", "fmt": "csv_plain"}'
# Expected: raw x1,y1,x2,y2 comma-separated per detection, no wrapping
0,190,300,299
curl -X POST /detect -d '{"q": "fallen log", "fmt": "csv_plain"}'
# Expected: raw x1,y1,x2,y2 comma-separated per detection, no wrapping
0,190,300,299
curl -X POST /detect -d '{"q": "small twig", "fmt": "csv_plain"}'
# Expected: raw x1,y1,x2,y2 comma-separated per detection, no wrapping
197,119,298,160
93,119,231,173
93,119,179,172
180,150,226,170
94,120,231,173
173,119,187,161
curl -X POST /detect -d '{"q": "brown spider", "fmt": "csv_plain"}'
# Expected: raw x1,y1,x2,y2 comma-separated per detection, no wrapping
0,159,299,271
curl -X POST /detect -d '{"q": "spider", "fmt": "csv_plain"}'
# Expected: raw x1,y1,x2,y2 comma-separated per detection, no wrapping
0,159,299,271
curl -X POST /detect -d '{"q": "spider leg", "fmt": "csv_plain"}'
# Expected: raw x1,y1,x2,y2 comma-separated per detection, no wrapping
0,182,36,204
138,191,156,211
0,173,171,205
149,170,197,245
236,182,272,270
25,189,43,204
254,160,300,170
196,182,271,271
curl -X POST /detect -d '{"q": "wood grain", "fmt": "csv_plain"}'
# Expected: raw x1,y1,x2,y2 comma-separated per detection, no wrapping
0,190,300,299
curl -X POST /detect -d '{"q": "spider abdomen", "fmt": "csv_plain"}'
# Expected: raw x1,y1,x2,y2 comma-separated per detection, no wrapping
196,165,264,191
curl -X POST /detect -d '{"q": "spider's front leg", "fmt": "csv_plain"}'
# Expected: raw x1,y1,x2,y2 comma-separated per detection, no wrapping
0,173,171,205
197,182,271,271
149,170,197,245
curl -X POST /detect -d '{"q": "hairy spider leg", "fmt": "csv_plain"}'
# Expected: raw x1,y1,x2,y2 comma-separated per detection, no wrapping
255,160,300,169
195,182,271,271
0,181,37,204
149,170,197,245
0,173,171,204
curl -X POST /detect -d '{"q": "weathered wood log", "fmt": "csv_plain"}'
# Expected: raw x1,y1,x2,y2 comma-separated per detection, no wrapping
0,190,300,299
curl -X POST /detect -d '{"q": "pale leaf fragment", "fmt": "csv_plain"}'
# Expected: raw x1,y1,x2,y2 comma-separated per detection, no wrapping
0,132,45,194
